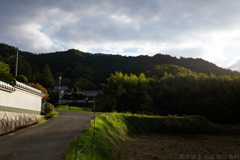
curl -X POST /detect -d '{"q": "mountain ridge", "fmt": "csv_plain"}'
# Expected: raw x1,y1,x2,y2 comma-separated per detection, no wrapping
0,43,239,86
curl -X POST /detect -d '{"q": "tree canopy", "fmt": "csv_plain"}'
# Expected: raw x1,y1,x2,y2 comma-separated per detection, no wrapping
41,64,55,89
0,61,14,83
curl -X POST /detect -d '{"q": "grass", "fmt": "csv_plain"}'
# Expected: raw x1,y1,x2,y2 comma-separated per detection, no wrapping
46,109,59,116
63,113,240,160
37,118,48,124
56,106,92,112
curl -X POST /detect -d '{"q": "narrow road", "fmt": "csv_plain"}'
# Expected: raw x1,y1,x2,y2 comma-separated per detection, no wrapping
0,109,93,160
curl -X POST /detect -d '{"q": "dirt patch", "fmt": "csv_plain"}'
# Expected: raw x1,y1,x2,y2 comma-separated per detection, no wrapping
120,135,240,160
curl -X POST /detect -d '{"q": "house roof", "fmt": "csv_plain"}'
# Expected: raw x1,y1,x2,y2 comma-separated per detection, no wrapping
82,90,102,96
54,86,68,90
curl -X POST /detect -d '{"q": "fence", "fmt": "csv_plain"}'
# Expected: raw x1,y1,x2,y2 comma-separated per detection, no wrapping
75,91,98,160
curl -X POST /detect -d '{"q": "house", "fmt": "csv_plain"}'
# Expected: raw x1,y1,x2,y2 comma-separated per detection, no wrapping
53,86,69,93
58,89,102,105
82,90,102,103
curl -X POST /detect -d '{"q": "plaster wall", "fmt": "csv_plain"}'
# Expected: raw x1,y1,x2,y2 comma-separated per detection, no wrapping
0,88,41,113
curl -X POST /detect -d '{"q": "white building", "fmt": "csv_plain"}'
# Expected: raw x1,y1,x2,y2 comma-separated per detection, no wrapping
0,80,45,135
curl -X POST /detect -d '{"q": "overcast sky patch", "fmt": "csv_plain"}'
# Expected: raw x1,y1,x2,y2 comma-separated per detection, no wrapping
1,0,240,71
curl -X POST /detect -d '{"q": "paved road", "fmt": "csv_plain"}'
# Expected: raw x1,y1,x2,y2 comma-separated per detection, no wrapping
0,109,93,160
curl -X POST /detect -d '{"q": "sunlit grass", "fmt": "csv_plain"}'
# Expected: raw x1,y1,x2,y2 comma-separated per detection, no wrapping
45,110,59,116
37,118,48,124
56,105,92,112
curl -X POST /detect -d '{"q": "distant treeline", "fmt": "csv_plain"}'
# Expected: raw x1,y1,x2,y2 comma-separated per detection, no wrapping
0,43,239,89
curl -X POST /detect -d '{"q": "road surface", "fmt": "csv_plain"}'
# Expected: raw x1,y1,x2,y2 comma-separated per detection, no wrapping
0,109,93,160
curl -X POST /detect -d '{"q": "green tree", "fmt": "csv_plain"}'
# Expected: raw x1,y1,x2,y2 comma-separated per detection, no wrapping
0,61,14,83
41,65,55,89
15,75,28,83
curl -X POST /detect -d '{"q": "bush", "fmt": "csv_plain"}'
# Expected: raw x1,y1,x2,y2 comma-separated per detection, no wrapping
48,90,59,104
15,75,28,83
63,93,70,99
29,83,49,100
45,102,54,113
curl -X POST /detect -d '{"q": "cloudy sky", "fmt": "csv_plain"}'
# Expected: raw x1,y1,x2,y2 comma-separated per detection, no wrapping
1,0,240,71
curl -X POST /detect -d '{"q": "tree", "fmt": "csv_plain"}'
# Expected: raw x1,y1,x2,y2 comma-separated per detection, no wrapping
41,65,55,89
29,83,49,100
0,61,14,83
15,75,28,83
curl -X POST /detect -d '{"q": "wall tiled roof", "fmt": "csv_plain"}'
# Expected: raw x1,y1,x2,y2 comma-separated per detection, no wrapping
14,80,44,96
0,81,15,92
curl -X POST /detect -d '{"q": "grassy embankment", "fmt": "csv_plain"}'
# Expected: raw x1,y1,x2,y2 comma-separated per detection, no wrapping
61,106,240,160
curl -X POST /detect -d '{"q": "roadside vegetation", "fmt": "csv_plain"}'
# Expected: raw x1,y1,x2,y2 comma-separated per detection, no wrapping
45,103,59,116
63,113,240,160
56,106,92,112
37,118,48,124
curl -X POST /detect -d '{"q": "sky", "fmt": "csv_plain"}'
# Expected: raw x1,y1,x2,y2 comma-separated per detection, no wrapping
0,0,240,71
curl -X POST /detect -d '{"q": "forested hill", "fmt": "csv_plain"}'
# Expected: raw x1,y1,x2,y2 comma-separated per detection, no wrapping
0,43,239,85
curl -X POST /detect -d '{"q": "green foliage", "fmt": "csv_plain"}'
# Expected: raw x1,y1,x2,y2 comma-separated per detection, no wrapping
46,110,59,116
73,78,98,90
1,43,239,89
15,75,28,83
145,64,195,78
0,61,14,83
73,85,79,92
71,91,85,100
45,102,54,113
97,72,150,113
41,64,55,89
48,90,59,105
98,70,240,124
149,72,240,124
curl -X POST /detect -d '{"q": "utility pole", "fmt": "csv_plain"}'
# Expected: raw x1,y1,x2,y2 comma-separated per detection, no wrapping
15,47,18,77
59,76,61,107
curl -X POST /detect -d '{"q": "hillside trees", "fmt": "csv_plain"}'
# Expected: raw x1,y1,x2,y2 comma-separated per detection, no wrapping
97,72,152,113
40,64,55,89
1,43,240,88
145,64,195,79
148,72,240,124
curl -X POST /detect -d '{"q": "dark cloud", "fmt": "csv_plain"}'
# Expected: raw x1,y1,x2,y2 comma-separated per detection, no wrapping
1,0,240,69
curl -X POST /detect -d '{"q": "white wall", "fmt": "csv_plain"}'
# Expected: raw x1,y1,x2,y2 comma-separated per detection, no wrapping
0,88,41,112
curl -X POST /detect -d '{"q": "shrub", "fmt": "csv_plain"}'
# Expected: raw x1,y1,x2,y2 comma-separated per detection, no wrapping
71,91,84,100
48,90,59,104
45,102,54,113
28,83,49,100
63,93,70,99
15,75,28,83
